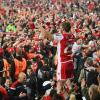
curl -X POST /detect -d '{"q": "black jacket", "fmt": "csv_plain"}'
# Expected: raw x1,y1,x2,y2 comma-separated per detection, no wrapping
9,80,28,100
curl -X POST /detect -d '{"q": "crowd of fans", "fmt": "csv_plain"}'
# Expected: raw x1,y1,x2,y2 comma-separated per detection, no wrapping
0,0,100,100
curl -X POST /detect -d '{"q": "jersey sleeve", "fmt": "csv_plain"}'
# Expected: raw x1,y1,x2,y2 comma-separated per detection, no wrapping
53,34,63,41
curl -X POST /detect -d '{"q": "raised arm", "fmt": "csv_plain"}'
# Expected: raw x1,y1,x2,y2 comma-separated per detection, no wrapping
39,26,54,41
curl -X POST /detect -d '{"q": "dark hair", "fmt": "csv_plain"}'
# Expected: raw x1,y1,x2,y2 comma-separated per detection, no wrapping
92,92,100,100
24,45,31,52
62,22,71,32
85,57,93,66
87,70,99,87
50,89,57,97
52,94,64,100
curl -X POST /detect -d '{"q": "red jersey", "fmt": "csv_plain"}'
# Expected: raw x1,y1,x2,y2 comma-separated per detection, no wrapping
42,95,52,100
54,32,74,62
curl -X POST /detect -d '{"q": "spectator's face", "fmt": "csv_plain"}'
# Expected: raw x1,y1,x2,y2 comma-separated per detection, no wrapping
88,85,99,100
97,40,100,45
27,69,32,76
77,39,82,44
5,79,11,87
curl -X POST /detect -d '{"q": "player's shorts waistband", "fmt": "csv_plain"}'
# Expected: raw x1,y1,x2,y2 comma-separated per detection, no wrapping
60,60,73,63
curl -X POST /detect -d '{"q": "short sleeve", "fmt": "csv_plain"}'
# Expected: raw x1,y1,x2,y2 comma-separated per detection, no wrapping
53,34,63,41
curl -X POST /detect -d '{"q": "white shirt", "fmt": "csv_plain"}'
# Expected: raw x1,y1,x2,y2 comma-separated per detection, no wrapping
72,42,82,54
53,33,63,42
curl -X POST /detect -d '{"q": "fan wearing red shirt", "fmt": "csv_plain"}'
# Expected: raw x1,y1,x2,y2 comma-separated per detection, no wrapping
0,86,9,100
40,22,74,81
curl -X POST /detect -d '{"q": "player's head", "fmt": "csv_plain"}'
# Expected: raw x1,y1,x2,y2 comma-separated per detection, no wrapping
62,22,71,32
